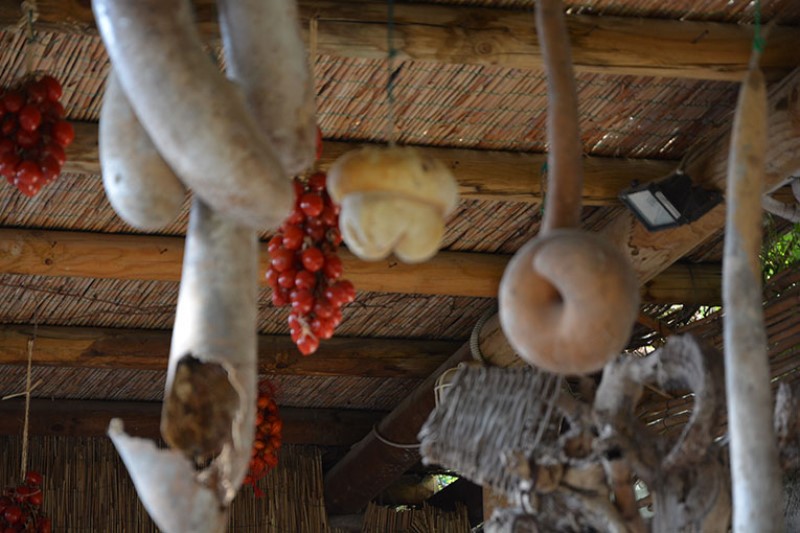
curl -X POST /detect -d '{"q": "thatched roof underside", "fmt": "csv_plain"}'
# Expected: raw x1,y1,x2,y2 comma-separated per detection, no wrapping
0,2,797,418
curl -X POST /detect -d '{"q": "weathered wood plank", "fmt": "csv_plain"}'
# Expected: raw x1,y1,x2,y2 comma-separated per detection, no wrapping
65,122,674,206
0,228,721,303
0,398,384,445
1,1,797,80
0,324,457,378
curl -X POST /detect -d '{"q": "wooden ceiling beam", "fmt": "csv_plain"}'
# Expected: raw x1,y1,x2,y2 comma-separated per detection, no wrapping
0,398,383,446
322,67,800,515
0,324,457,378
65,122,674,207
1,1,798,81
0,227,721,304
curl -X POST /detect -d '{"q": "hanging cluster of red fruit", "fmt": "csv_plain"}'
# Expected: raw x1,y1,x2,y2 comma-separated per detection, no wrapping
0,471,51,532
0,75,73,197
266,172,356,355
243,385,282,498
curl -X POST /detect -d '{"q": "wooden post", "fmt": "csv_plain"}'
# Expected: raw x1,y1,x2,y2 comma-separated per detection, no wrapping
324,343,473,514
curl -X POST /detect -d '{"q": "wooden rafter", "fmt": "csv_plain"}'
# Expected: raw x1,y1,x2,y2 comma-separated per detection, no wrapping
0,324,457,378
63,122,674,207
1,1,798,80
0,398,383,446
0,227,721,303
323,66,800,515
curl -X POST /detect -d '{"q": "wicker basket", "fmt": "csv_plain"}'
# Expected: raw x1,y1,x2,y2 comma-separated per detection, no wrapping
418,365,562,496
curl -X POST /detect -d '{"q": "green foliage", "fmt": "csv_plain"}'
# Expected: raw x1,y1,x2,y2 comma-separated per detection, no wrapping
760,218,800,281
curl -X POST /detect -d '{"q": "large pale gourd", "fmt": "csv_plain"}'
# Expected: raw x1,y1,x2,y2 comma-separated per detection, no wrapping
327,146,458,263
497,0,639,375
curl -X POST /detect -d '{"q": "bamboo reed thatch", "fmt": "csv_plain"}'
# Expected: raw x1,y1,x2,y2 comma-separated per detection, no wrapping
0,436,332,532
0,365,421,410
361,502,471,533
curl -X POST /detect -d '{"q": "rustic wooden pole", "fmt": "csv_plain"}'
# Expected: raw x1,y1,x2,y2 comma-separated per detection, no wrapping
0,398,383,445
722,51,784,532
323,343,472,514
3,0,800,80
63,121,677,206
0,228,721,303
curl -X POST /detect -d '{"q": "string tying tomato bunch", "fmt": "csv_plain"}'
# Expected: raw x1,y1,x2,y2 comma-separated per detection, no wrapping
243,385,282,498
0,75,73,197
0,471,51,532
266,172,356,355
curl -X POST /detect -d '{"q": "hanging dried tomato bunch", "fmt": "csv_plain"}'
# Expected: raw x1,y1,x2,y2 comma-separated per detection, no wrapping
0,75,72,197
0,471,51,532
243,383,282,497
266,172,356,356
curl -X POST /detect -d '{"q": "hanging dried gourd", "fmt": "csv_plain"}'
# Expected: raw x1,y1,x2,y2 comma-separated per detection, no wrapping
498,0,639,375
94,0,315,530
722,31,784,532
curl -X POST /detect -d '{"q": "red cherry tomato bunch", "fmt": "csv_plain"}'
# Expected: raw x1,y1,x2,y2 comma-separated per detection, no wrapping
0,471,51,532
266,172,356,356
0,75,72,197
243,385,282,498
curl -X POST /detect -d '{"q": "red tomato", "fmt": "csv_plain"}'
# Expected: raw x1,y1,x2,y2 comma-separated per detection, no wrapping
331,307,343,327
41,99,65,119
320,206,338,227
301,247,324,272
37,517,52,533
40,155,61,183
294,269,316,291
305,225,326,242
277,269,297,289
282,224,304,250
267,234,283,253
324,284,347,306
39,75,63,101
290,289,314,315
43,142,66,166
2,91,23,113
3,505,21,523
307,171,326,192
269,248,295,273
16,127,40,149
52,120,75,147
18,104,41,132
1,115,17,136
0,152,20,179
28,491,42,506
296,333,319,356
311,317,335,340
337,280,357,303
16,160,43,185
323,254,343,280
313,299,334,319
271,288,289,307
299,192,324,217
26,80,48,104
264,267,280,289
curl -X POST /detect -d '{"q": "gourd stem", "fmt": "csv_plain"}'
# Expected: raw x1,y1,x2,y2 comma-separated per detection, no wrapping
537,0,584,233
